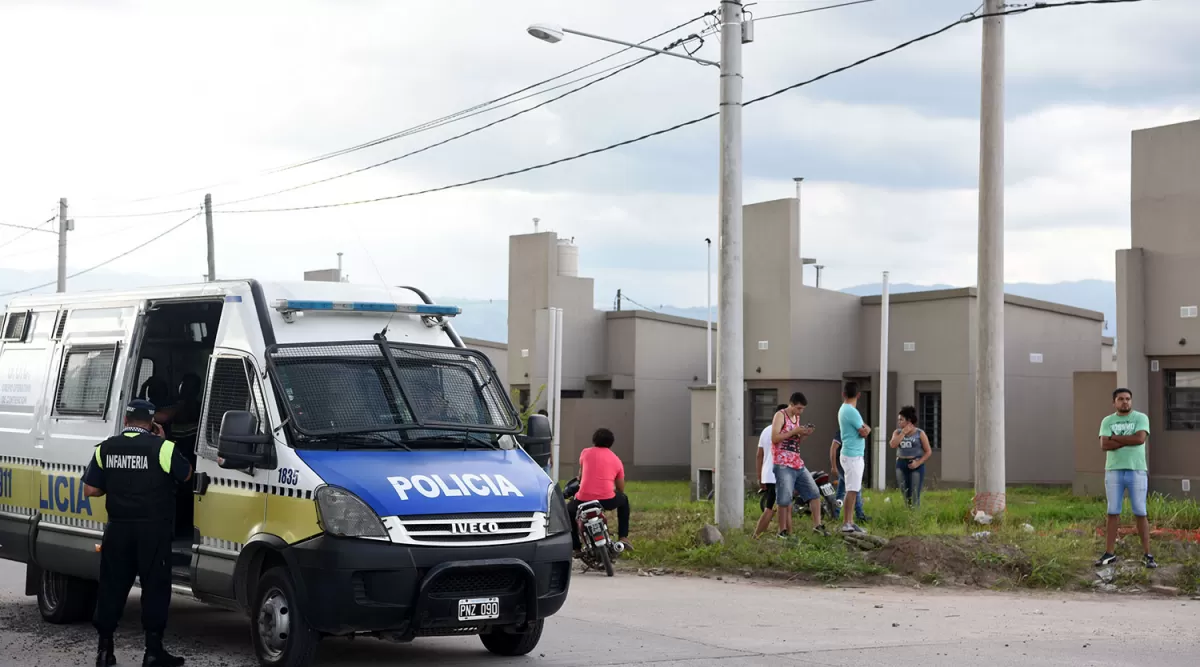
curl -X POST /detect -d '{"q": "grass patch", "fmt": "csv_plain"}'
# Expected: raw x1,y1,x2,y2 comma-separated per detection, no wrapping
614,481,1200,590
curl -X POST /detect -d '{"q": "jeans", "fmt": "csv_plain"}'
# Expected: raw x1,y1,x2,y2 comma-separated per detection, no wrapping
1105,469,1148,517
568,492,630,550
773,465,820,507
895,459,926,508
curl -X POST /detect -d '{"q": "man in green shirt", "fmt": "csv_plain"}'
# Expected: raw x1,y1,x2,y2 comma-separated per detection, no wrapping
1096,387,1156,569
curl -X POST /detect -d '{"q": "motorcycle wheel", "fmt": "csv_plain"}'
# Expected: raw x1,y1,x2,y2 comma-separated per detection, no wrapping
599,543,615,577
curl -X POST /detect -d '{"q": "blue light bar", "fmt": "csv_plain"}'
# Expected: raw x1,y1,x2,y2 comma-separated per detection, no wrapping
274,299,460,317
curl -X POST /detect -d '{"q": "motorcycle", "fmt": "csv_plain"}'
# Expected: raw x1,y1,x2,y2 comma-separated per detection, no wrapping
760,468,840,525
562,478,623,577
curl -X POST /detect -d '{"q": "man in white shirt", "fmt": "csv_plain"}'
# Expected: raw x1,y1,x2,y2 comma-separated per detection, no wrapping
754,404,789,537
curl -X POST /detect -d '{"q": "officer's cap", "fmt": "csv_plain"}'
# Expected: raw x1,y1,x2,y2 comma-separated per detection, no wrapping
125,398,156,421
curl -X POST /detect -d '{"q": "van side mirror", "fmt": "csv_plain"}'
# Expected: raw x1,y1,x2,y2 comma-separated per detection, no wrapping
217,411,272,470
518,413,553,468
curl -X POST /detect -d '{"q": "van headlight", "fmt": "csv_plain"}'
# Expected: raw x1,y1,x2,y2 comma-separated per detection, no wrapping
545,482,570,536
314,485,387,539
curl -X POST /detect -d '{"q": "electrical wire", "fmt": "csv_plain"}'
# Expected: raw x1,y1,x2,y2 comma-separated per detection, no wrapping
76,11,718,212
214,53,660,208
215,0,1142,216
0,209,203,298
0,215,57,250
754,0,879,22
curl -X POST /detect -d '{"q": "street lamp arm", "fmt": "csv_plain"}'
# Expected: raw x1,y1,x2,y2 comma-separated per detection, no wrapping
560,27,718,66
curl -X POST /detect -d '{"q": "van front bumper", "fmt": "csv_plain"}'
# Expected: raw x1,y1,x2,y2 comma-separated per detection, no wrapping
284,531,572,637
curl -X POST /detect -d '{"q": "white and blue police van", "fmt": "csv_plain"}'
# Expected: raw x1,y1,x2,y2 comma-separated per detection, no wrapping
0,279,571,666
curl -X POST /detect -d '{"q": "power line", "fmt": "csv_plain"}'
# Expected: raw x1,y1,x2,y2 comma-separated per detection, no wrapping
0,215,56,250
0,209,203,298
752,0,880,22
214,53,660,208
75,11,717,212
217,0,1141,216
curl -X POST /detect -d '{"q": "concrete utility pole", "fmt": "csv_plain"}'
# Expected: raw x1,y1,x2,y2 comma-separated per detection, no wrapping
715,0,745,532
204,193,216,282
974,0,1007,517
57,198,69,293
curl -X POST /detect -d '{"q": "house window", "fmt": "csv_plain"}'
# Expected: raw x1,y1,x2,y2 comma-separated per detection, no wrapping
918,391,942,450
749,389,778,435
613,389,625,399
701,422,712,442
1165,371,1200,431
54,346,119,418
561,390,584,399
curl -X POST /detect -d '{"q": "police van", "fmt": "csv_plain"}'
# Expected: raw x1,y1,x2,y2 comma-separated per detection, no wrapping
0,279,571,666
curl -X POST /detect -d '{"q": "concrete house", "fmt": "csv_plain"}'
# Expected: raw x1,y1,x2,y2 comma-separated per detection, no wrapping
690,198,1107,498
1074,118,1200,500
506,232,709,480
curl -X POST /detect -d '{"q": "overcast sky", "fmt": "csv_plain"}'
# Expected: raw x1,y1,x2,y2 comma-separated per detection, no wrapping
1,0,1197,306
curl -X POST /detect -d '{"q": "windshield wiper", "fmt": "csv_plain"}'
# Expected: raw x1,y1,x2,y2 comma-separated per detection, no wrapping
299,432,412,451
403,432,500,450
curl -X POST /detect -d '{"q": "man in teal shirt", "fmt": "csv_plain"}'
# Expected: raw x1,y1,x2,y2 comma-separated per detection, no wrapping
1097,387,1156,569
831,382,870,535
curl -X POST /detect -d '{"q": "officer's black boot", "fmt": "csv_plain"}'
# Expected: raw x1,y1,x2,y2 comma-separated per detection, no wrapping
142,633,185,667
95,635,116,667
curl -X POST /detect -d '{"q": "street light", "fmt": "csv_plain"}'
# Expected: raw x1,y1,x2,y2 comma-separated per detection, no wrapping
527,3,746,531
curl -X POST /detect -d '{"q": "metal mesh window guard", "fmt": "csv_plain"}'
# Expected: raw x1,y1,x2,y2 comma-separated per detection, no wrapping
268,341,518,437
54,346,118,417
203,357,257,448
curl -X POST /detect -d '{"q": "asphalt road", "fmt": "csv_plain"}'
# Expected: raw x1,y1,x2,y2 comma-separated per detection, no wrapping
1,559,1197,666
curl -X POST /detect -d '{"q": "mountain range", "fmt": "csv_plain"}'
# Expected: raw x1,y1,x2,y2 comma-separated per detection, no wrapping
0,268,1115,344
447,279,1116,343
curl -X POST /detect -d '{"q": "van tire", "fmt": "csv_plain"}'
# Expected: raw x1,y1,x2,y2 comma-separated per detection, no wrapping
251,566,320,667
37,570,96,624
480,619,544,656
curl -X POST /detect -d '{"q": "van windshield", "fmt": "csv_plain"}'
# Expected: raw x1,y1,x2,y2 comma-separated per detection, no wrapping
267,340,520,449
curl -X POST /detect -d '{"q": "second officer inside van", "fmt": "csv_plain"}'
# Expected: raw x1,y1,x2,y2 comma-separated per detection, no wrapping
81,398,193,667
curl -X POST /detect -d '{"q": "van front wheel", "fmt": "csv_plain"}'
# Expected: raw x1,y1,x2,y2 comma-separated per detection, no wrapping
37,569,95,624
251,567,320,667
480,619,544,656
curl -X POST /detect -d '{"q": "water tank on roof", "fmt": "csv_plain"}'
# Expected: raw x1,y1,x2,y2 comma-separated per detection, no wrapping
557,239,578,277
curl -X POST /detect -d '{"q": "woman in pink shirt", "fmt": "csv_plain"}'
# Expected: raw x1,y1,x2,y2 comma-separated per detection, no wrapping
569,428,632,553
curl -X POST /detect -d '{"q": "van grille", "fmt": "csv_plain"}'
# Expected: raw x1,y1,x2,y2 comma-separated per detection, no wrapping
390,512,542,546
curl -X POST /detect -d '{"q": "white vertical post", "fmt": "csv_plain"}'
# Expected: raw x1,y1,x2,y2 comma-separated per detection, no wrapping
875,271,890,491
545,307,558,473
975,0,1007,516
715,0,745,532
706,238,713,385
551,307,564,482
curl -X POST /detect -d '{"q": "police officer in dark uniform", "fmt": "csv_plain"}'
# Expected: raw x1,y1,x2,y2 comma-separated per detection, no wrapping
81,399,192,667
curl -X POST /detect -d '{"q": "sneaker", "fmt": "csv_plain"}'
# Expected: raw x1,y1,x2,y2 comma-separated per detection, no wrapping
856,514,871,523
840,523,866,534
1095,552,1117,567
777,530,790,539
1144,554,1158,569
813,523,830,537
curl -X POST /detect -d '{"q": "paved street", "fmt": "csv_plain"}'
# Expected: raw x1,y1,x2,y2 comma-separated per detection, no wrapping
1,559,1197,666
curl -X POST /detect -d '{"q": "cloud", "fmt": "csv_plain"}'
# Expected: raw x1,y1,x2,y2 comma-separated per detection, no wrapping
0,0,1196,314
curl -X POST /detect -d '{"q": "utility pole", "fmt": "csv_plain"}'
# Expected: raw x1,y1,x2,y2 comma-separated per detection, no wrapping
204,193,216,282
57,198,69,293
974,0,1006,518
715,0,745,532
